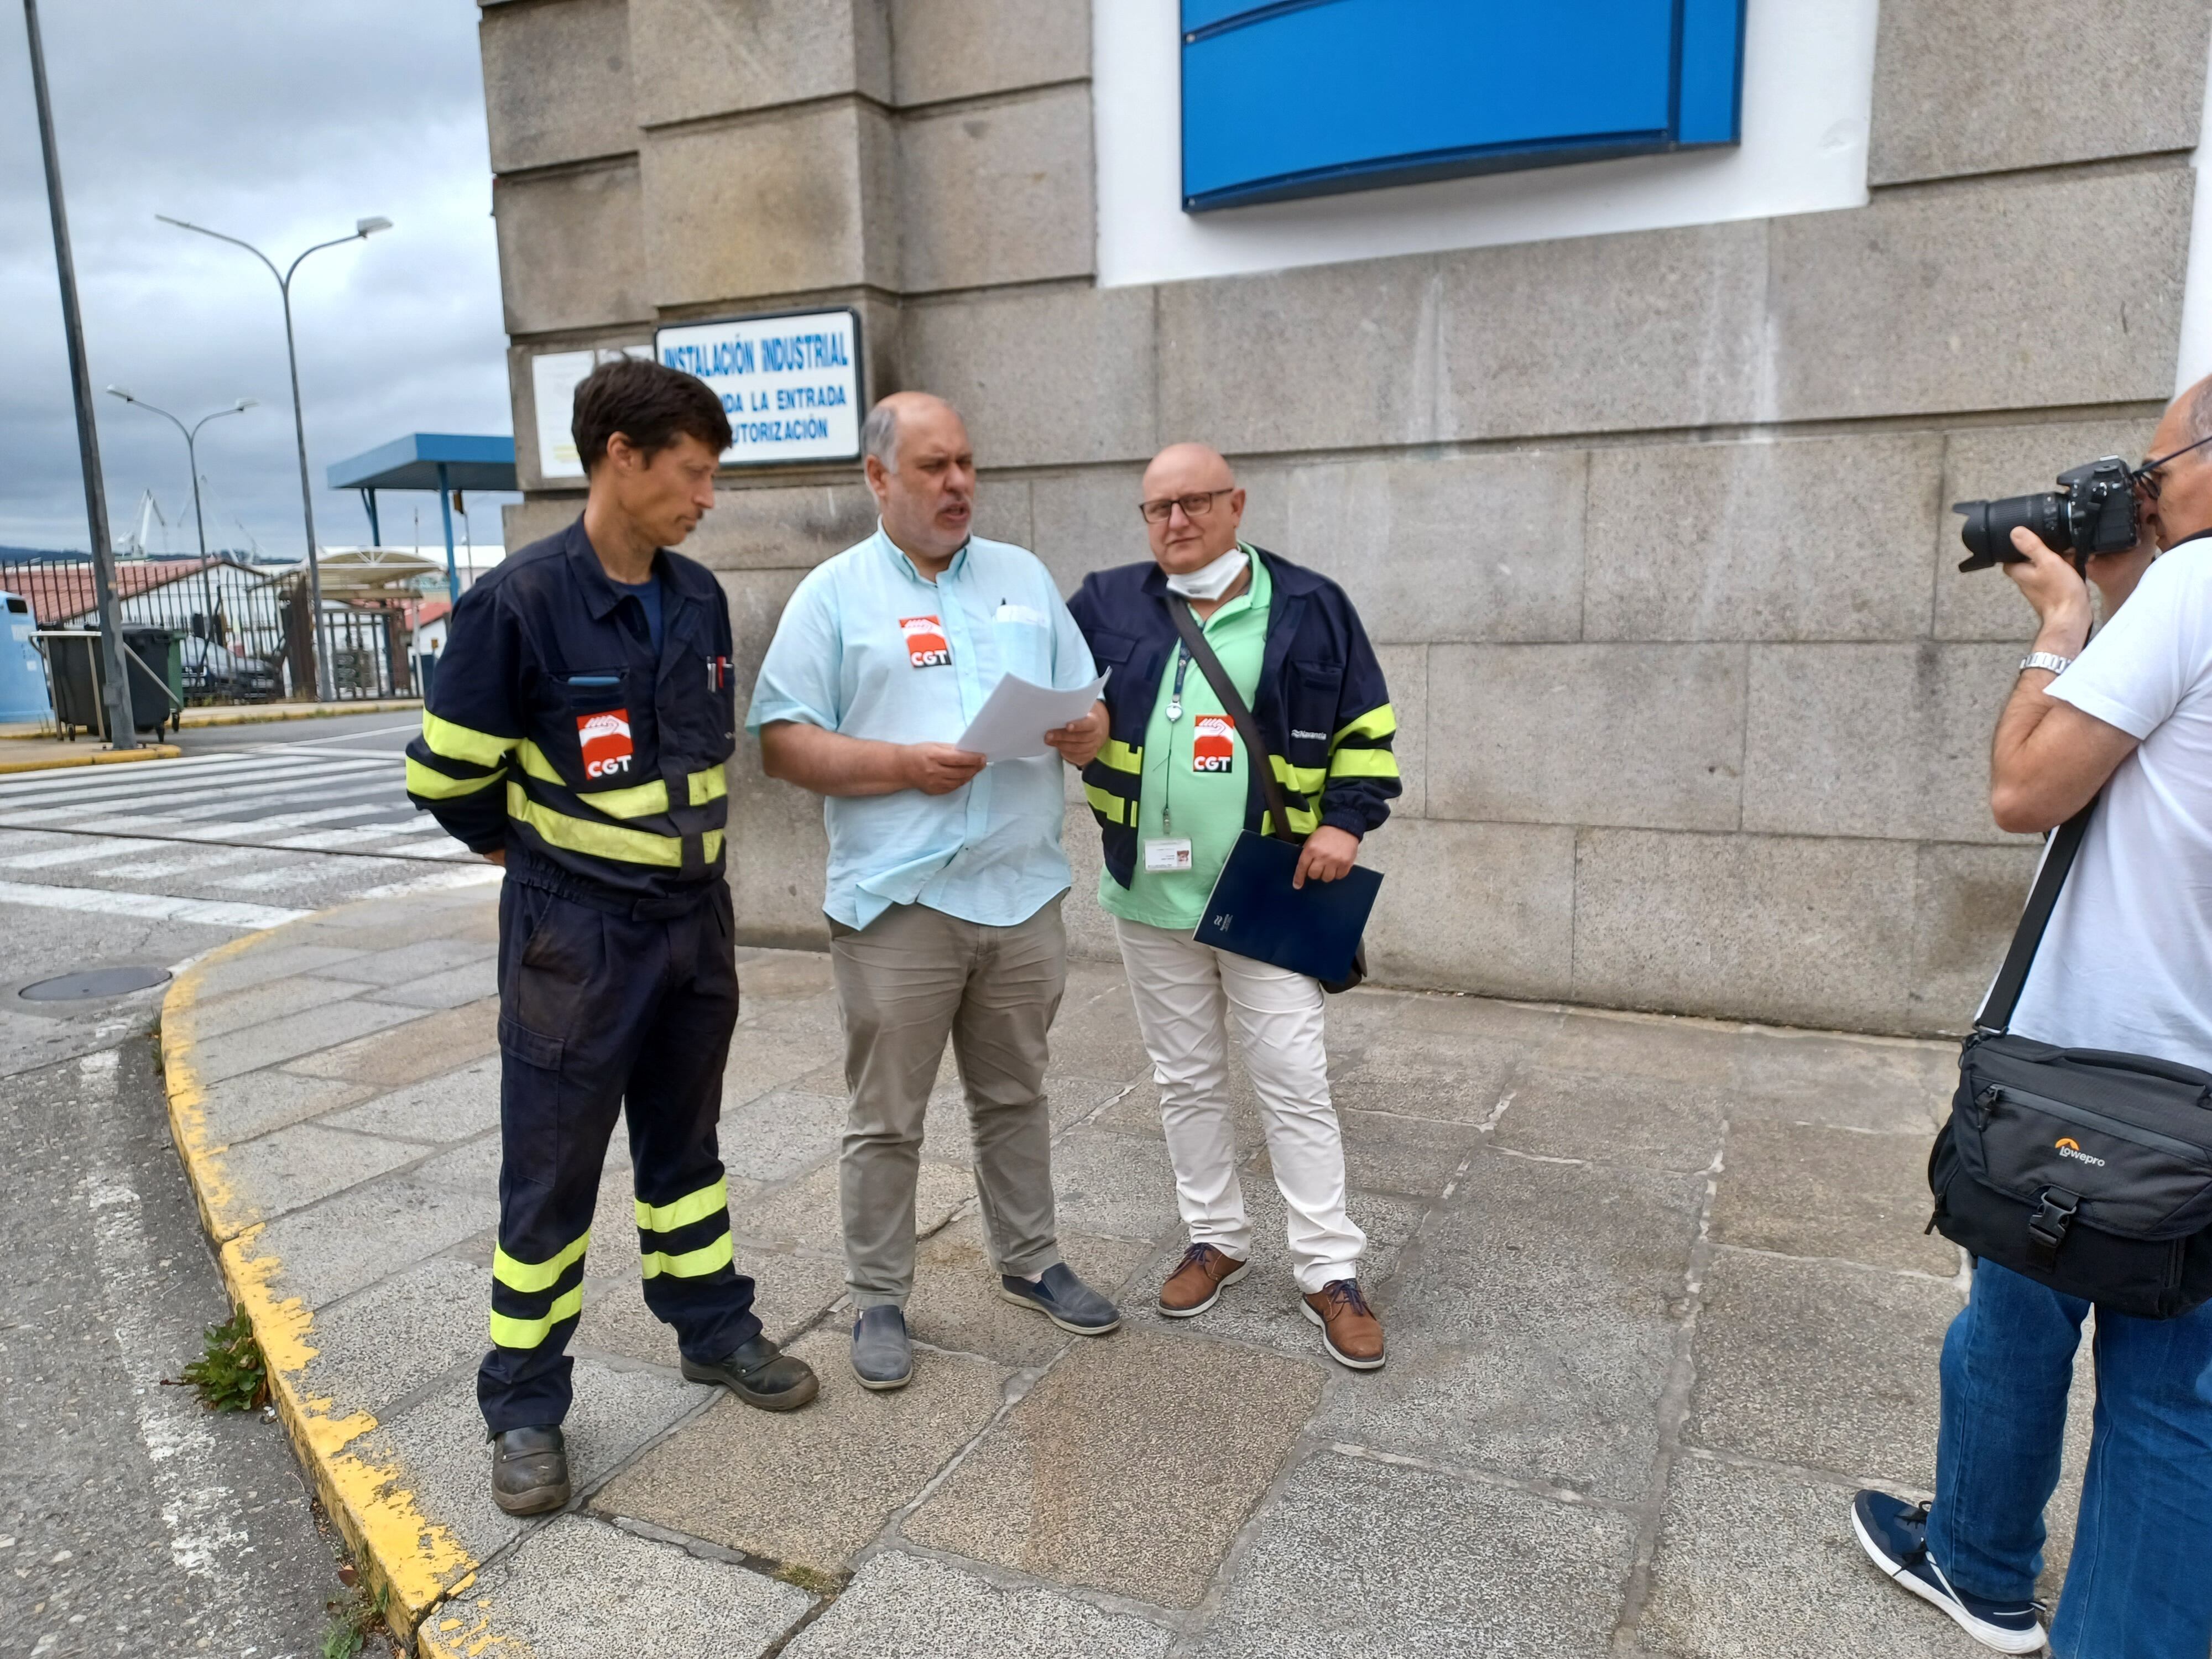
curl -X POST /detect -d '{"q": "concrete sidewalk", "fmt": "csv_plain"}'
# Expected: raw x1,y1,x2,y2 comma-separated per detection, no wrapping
160,886,2089,1657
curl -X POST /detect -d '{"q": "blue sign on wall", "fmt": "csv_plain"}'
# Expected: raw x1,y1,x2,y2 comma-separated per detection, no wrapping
1181,0,1748,212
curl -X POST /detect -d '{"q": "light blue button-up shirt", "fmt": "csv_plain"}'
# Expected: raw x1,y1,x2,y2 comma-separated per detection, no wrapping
746,525,1099,931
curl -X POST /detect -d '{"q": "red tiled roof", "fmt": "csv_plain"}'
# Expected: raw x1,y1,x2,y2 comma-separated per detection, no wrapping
3,559,229,627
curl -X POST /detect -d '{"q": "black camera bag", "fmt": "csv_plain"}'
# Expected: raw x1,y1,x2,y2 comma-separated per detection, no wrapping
1928,799,2212,1318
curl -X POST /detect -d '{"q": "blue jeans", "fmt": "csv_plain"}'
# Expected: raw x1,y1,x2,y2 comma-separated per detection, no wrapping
1927,1260,2212,1658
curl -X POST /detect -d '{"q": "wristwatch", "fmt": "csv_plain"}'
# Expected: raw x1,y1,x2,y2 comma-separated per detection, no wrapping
2020,651,2074,676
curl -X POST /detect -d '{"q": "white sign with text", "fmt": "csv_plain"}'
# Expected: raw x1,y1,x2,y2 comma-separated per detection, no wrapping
655,308,863,467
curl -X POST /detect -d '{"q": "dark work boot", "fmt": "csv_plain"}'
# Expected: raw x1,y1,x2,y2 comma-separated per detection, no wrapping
489,1425,570,1516
681,1333,820,1412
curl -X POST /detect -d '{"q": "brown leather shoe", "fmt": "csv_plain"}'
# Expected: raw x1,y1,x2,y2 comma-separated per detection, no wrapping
1302,1279,1385,1369
1157,1243,1248,1318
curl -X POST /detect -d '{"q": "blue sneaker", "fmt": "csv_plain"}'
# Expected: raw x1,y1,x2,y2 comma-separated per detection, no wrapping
998,1262,1121,1335
1850,1490,2046,1654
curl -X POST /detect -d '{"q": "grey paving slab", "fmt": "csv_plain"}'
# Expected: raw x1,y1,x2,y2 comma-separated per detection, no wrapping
576,1245,847,1365
921,1071,1136,1163
1711,1119,1959,1276
246,1151,498,1310
1045,1128,1182,1243
283,996,499,1087
215,1121,434,1224
593,1327,1010,1575
904,1324,1321,1608
359,1358,700,1563
1038,988,1156,1082
1326,1034,1526,1125
1088,1075,1264,1149
430,1513,812,1659
195,1068,372,1146
361,956,500,1010
722,1086,844,1183
1338,1107,1486,1197
1492,1067,1726,1175
1534,1006,1743,1088
1317,1153,1700,1500
1194,1451,1637,1659
907,1216,1152,1366
304,1253,485,1418
184,973,373,1041
1637,1454,1987,1659
190,997,432,1084
782,1549,1171,1659
315,935,498,987
322,1054,501,1145
1729,1030,1955,1134
185,939,367,1000
1687,1249,1960,1488
723,1025,864,1105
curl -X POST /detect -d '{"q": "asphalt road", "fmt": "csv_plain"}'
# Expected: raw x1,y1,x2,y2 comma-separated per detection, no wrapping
0,714,430,1657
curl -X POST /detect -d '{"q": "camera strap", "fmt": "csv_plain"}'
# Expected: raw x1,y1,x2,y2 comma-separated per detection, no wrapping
1974,796,2098,1033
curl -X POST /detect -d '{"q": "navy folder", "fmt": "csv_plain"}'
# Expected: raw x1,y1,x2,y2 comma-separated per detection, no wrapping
1191,832,1383,983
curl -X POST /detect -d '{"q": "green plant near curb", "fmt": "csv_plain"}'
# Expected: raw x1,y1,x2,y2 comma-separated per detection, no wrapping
320,1575,388,1659
178,1306,269,1412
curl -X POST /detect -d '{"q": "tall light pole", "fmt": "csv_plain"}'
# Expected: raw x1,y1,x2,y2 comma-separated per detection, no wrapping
105,388,254,643
21,0,136,747
155,211,390,701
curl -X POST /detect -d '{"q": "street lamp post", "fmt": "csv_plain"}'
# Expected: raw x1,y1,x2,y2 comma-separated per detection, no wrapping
154,212,390,701
20,0,136,747
105,388,254,649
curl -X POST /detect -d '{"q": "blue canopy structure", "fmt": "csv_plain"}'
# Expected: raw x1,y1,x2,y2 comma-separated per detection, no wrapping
327,433,517,604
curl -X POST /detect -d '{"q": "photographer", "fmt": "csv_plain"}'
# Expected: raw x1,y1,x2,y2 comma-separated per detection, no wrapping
1853,381,2212,1657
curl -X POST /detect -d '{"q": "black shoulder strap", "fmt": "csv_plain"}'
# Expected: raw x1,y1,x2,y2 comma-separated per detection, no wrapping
1975,799,2097,1032
1166,596,1305,845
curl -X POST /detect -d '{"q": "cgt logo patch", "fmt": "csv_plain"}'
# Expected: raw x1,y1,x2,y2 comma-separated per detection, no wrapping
577,709,634,779
900,615,952,668
1193,713,1236,773
2054,1137,2107,1168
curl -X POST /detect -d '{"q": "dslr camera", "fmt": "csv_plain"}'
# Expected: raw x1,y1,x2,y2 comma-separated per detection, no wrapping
1953,457,2138,573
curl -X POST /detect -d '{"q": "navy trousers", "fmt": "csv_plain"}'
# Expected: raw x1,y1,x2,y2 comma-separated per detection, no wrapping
477,877,759,1434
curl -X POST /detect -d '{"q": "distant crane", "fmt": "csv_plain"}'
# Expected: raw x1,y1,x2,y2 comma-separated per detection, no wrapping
116,488,169,556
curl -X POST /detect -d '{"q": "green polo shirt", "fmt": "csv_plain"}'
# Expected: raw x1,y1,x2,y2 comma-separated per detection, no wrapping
1099,548,1272,931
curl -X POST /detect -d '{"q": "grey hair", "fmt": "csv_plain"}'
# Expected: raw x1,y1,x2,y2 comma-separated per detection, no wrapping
862,400,900,469
2188,376,2212,445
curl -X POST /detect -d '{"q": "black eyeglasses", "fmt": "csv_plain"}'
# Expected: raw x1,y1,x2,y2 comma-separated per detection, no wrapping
2133,430,2212,500
1138,489,1234,525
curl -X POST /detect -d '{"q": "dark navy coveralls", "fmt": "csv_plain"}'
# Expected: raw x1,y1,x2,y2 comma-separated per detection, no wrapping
405,517,757,1433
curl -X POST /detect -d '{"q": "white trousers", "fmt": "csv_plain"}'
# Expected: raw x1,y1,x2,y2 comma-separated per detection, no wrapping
1113,917,1365,1293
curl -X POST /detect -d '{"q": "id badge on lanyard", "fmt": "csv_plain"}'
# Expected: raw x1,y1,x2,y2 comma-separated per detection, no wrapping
1145,644,1199,872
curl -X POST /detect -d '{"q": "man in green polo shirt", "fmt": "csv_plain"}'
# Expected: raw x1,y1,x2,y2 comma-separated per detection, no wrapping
1066,442,1402,1371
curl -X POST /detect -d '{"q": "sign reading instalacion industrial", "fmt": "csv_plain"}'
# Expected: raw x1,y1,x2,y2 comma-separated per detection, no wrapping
654,307,863,467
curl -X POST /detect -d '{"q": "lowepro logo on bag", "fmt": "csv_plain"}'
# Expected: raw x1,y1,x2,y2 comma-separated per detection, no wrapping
577,710,634,779
2055,1137,2107,1167
900,615,951,667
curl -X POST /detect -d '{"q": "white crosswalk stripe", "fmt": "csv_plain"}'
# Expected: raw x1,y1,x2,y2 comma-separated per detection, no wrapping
0,739,498,931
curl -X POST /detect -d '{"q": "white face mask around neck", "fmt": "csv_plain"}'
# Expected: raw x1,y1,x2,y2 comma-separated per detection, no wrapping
1164,546,1249,601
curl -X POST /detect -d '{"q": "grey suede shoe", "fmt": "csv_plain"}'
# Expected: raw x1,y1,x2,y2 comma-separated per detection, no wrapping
850,1304,913,1390
489,1425,570,1516
999,1262,1121,1334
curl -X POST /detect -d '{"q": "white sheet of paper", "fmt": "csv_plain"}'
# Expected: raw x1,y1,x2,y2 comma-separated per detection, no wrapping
956,670,1109,763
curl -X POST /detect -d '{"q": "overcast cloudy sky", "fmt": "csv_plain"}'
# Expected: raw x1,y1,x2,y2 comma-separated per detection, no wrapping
1,1,516,559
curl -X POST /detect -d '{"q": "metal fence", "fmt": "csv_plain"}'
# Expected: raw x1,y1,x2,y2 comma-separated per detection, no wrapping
0,555,407,705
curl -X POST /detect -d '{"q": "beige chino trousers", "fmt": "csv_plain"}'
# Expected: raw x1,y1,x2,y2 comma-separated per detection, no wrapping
828,898,1067,1308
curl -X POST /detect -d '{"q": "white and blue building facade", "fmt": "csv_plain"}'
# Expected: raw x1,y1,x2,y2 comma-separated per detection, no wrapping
479,0,2212,1035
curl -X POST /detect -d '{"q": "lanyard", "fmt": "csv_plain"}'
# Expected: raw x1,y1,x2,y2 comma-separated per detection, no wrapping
1160,646,1201,834
1166,646,1193,723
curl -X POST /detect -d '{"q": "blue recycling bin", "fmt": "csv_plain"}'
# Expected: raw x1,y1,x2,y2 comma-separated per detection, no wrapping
0,592,53,724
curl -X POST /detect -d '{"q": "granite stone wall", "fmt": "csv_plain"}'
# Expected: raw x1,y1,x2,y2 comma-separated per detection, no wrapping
481,0,2210,1035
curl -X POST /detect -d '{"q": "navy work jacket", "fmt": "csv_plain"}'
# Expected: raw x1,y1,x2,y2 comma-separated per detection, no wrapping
1065,549,1400,891
405,516,737,914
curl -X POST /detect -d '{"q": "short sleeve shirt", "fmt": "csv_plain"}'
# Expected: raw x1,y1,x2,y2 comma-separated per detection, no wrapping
746,525,1099,931
2006,533,2212,1070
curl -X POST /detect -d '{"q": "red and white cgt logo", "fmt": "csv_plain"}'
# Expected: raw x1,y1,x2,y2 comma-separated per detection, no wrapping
577,709,634,779
900,615,952,668
1192,713,1236,773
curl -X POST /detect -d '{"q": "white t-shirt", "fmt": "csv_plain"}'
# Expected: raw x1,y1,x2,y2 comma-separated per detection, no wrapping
2007,533,2212,1070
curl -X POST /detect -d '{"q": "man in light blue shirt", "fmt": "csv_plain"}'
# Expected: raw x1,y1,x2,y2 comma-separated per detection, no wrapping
748,392,1121,1389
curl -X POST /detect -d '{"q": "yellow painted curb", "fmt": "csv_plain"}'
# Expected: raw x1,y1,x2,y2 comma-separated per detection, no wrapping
0,743,180,774
181,698,421,728
161,922,481,1650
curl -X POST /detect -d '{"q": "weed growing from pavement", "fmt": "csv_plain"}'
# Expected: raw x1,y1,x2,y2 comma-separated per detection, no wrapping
320,1571,388,1659
171,1306,269,1411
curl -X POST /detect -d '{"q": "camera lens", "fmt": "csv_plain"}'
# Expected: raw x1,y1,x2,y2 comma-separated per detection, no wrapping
1954,492,2072,571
